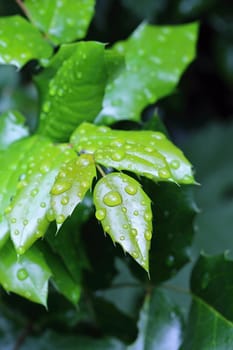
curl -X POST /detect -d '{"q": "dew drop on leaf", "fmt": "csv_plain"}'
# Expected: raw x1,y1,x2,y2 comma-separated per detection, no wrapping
124,184,138,195
144,211,152,221
132,251,139,259
120,235,125,241
30,188,39,197
111,150,125,161
95,208,106,221
23,219,28,226
17,268,28,281
144,231,152,241
46,208,55,222
40,202,46,208
158,168,170,179
10,218,16,223
133,210,139,216
170,160,180,169
131,228,138,236
61,196,69,205
51,182,71,195
103,191,122,207
57,215,65,224
14,229,20,236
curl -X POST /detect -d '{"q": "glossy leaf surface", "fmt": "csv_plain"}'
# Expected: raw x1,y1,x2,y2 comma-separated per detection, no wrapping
0,16,52,68
96,22,198,124
181,298,233,349
71,123,195,184
93,172,152,271
0,110,29,150
51,154,96,227
7,138,76,254
24,0,95,45
38,42,107,141
0,241,51,306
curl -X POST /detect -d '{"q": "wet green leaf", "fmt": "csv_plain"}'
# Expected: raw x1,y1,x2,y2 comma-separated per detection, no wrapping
0,15,52,68
96,22,198,124
38,42,107,141
0,241,51,306
71,123,195,184
93,172,152,271
51,154,96,227
0,110,29,150
24,0,95,45
7,138,76,254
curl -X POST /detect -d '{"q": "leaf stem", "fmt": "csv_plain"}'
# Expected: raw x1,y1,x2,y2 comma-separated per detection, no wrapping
96,164,106,178
15,0,31,20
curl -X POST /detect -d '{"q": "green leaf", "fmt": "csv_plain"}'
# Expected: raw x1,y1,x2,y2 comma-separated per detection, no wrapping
96,22,198,124
128,289,183,350
51,154,96,227
93,172,152,271
41,243,81,305
71,123,195,184
38,42,107,142
0,216,9,249
24,0,95,45
0,15,52,68
0,110,29,150
0,241,51,306
7,138,76,254
181,298,233,349
181,254,233,348
191,254,233,322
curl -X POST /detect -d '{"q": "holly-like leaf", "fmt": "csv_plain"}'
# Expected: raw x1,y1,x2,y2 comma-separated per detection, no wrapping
71,123,195,184
181,298,233,350
0,241,51,306
0,110,29,150
96,22,198,124
51,154,96,227
7,138,76,254
181,254,233,348
93,172,152,271
38,42,107,142
24,0,95,45
0,15,52,68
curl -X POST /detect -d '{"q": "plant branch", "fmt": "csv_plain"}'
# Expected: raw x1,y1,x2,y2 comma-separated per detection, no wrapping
15,0,31,20
96,164,106,177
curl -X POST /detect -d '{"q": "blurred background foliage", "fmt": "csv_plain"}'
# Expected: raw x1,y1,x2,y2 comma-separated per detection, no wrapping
0,0,233,348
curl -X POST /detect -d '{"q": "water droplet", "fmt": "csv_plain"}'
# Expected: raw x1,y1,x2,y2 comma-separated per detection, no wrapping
158,168,170,179
14,229,20,235
110,139,124,148
23,219,28,226
144,231,152,240
10,218,16,224
95,208,106,221
4,205,12,214
132,251,139,259
131,228,137,236
120,235,125,241
17,268,28,281
18,246,25,255
61,196,69,205
25,291,31,298
81,181,89,189
170,160,180,170
40,202,46,208
46,208,55,222
51,182,71,195
30,188,38,197
103,191,122,207
121,207,127,213
166,255,175,267
182,175,193,184
133,210,139,216
144,211,152,221
111,150,125,161
80,157,90,166
104,225,110,232
123,224,128,229
57,215,65,224
125,184,137,196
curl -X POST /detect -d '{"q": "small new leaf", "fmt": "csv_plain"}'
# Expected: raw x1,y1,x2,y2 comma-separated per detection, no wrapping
0,16,52,68
0,241,51,306
93,172,152,271
51,154,96,227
